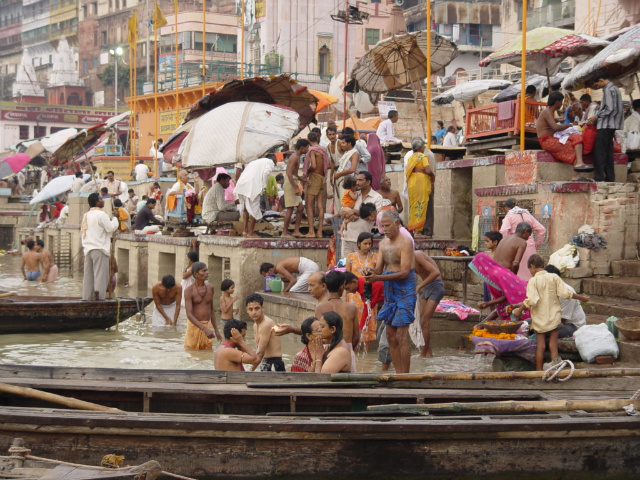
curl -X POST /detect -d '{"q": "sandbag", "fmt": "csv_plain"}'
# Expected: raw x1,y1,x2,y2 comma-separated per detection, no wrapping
574,323,619,363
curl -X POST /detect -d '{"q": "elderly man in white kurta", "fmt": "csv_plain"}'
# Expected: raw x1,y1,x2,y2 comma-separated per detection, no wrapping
234,156,278,237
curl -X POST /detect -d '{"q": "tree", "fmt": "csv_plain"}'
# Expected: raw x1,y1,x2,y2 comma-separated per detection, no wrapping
98,63,130,89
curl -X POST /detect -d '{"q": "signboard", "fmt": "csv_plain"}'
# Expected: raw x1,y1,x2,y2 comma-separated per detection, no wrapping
378,101,397,119
159,108,189,136
0,103,129,127
255,0,265,17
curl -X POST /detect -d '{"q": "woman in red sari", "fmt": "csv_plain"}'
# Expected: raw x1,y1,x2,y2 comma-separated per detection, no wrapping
291,317,323,372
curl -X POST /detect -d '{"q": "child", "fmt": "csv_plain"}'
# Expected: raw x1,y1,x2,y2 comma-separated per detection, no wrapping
512,254,589,371
113,199,131,232
181,250,199,308
341,175,358,209
220,279,239,321
339,199,376,238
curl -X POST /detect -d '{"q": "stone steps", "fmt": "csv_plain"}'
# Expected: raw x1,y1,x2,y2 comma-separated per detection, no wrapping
582,276,640,302
611,260,640,278
583,295,640,319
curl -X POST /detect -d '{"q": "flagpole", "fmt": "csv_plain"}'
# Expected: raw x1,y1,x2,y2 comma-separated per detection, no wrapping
520,0,527,151
129,42,135,171
240,0,245,80
202,0,206,96
174,0,179,127
342,1,349,130
426,1,432,148
154,18,159,177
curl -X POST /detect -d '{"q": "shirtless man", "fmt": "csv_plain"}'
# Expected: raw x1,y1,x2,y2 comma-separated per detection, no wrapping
537,91,590,180
494,222,532,275
326,126,339,188
282,139,309,238
151,275,182,326
21,240,43,281
214,319,260,371
259,257,320,293
34,239,58,282
245,293,284,371
376,176,403,213
365,210,417,374
184,262,221,350
303,132,330,238
415,251,444,358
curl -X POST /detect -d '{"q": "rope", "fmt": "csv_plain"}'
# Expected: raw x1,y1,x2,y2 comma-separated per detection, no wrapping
25,454,198,479
631,389,640,400
542,359,575,382
115,297,121,330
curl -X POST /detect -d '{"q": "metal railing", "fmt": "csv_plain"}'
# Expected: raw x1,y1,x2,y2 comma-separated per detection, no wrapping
134,60,331,95
466,100,546,140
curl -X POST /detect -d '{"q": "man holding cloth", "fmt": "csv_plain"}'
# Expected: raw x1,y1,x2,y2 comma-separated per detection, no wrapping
81,192,119,300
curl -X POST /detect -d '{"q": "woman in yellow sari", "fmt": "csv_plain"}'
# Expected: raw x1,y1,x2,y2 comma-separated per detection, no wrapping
405,139,435,233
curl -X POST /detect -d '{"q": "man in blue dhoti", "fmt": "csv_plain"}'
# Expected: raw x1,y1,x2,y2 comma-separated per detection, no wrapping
365,210,417,373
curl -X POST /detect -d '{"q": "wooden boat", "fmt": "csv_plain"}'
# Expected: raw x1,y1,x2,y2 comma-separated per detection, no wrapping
0,364,639,478
0,296,152,334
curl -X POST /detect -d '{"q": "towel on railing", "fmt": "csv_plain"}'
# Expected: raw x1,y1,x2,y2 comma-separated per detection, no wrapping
497,101,515,121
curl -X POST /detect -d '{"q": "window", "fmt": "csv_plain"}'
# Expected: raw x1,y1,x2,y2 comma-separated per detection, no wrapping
365,29,379,46
19,126,30,140
122,0,126,7
318,45,330,77
82,5,87,19
83,60,88,73
92,2,98,15
101,31,107,45
94,31,97,46
35,126,47,138
94,57,98,67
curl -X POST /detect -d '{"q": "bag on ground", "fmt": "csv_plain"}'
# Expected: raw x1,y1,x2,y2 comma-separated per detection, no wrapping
574,323,619,363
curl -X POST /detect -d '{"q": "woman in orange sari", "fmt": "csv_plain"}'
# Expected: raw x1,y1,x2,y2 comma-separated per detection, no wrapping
406,139,435,234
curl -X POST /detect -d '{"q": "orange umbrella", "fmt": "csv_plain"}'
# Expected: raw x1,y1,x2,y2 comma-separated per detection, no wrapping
309,89,338,113
342,116,381,133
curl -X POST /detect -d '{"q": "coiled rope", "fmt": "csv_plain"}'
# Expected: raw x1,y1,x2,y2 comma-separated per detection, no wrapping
542,358,575,382
136,296,147,324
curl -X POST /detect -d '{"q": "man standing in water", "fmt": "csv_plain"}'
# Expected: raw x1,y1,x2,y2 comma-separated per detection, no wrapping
365,210,417,374
151,275,182,326
245,293,284,371
35,239,58,282
81,192,119,300
184,262,221,349
21,240,43,281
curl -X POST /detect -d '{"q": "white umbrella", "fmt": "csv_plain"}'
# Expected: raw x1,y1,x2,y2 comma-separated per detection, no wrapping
30,174,91,204
40,128,78,153
180,102,299,168
432,79,513,105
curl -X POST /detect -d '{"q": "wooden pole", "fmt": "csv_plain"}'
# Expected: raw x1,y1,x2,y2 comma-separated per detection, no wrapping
520,0,527,151
593,0,602,36
0,382,122,412
129,44,135,172
107,234,115,300
426,4,432,148
154,26,159,178
368,398,640,415
342,1,349,130
332,367,640,382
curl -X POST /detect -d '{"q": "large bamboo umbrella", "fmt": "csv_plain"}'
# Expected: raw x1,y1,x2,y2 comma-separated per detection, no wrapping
350,30,458,94
479,27,609,77
562,24,640,92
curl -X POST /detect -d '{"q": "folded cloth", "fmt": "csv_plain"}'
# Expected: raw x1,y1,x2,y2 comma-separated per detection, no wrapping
497,101,515,121
553,126,582,145
152,301,176,326
377,270,417,327
435,300,479,320
471,336,537,363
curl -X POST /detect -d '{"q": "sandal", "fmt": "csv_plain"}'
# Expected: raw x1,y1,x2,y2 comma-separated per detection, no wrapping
573,165,595,172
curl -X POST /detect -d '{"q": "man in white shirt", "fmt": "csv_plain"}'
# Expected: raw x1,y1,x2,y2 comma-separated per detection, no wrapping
545,265,586,338
339,171,384,258
442,126,458,147
234,155,278,237
70,171,85,193
102,171,123,198
81,192,119,300
376,110,401,145
202,173,240,223
134,160,150,182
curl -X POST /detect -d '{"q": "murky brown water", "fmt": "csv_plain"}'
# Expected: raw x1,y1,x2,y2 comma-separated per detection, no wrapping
0,255,491,373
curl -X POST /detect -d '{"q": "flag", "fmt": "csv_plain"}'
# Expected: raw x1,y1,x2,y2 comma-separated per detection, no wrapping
127,11,138,47
152,3,167,30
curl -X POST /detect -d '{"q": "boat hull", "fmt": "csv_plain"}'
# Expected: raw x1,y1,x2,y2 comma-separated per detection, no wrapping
0,297,152,333
0,407,638,479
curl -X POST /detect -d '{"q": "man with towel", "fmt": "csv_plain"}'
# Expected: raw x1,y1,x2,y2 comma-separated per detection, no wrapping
365,209,417,374
234,155,278,237
151,275,182,326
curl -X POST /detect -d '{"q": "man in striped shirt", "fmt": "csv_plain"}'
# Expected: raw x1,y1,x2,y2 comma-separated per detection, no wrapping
588,70,624,182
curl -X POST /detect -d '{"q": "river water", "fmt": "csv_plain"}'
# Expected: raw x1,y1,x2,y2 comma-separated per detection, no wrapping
0,255,491,373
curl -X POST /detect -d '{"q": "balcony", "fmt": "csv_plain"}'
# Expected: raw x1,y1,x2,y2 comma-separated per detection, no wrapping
527,1,575,30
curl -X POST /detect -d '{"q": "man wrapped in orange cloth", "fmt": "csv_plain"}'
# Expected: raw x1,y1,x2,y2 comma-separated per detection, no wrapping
183,262,221,350
537,91,593,181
